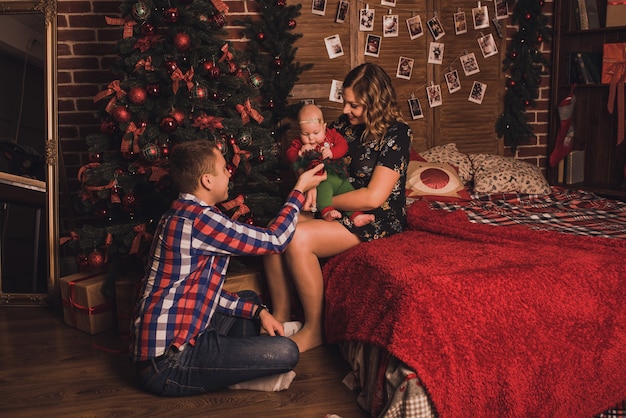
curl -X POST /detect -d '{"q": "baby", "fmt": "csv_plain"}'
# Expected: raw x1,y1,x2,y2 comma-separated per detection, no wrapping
286,104,374,227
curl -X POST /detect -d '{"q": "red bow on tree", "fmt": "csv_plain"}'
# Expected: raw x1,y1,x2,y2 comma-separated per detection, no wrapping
192,112,224,131
130,224,153,254
236,99,264,125
122,122,145,154
134,56,154,72
170,67,195,95
94,80,126,114
105,16,136,38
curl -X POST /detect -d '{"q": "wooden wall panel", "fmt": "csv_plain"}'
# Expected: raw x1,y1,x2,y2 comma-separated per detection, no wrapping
289,0,505,155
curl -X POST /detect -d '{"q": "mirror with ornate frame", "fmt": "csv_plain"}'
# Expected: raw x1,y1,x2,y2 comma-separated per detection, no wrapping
0,0,58,305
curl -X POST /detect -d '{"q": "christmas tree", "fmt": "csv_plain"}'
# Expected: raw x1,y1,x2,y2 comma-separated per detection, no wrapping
65,0,309,277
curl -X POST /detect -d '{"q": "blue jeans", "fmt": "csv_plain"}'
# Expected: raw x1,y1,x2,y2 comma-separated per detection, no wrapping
135,291,299,396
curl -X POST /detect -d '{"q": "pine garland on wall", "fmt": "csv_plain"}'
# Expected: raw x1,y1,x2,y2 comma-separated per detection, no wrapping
495,0,551,151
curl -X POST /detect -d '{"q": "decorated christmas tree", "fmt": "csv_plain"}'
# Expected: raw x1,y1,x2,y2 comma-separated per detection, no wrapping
65,0,309,276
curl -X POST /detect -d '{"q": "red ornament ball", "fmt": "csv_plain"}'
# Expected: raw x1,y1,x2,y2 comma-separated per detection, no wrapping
113,105,131,123
287,19,297,29
273,57,283,69
525,13,532,20
174,32,191,51
276,0,286,8
164,7,179,23
159,116,178,133
141,21,156,35
100,119,117,135
255,32,265,42
191,85,208,99
129,86,147,104
170,109,186,125
160,142,170,158
87,250,105,269
122,192,138,210
165,60,178,74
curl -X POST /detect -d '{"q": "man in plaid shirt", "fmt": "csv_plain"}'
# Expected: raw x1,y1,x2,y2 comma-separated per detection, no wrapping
130,140,326,396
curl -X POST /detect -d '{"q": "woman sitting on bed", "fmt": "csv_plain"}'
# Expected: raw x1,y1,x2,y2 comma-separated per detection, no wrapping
264,63,412,352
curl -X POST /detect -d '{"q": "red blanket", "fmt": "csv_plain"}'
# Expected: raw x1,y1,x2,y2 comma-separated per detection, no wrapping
323,201,626,418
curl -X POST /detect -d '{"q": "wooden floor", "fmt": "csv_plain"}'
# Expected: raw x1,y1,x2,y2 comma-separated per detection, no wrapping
0,306,369,418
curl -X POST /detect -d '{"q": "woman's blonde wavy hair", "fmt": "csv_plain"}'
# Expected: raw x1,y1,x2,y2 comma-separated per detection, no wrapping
342,63,405,144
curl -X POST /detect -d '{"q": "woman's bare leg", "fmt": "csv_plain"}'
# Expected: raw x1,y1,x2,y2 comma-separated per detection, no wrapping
284,220,360,352
262,254,292,323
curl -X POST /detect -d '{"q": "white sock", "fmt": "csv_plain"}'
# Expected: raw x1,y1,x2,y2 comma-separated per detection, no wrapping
282,321,303,337
228,370,296,392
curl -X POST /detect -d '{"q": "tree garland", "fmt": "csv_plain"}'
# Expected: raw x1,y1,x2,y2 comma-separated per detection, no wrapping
495,0,551,151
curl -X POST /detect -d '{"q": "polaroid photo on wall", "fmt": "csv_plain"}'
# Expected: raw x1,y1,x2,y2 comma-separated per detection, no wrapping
324,34,344,59
301,99,315,105
406,15,424,40
426,84,443,108
383,15,399,37
444,69,461,94
426,16,445,40
469,81,487,104
329,80,343,103
408,98,424,120
460,52,480,76
428,42,444,64
381,0,397,6
336,0,349,23
478,33,498,58
396,56,414,80
365,34,382,57
494,0,509,20
472,5,489,29
360,8,375,31
454,11,467,35
312,0,326,16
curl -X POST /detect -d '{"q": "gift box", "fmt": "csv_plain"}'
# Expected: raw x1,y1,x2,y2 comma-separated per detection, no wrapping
601,43,626,84
115,278,141,334
223,269,263,295
606,1,626,27
60,270,113,335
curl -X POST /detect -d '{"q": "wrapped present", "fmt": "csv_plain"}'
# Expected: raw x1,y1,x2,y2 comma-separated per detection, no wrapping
606,0,626,27
60,270,113,335
223,269,263,295
601,43,626,144
115,278,141,335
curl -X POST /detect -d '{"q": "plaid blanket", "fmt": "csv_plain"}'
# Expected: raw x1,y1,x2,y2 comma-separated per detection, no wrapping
421,186,626,239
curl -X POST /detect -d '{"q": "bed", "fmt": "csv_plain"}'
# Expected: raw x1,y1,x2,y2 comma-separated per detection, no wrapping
321,143,626,418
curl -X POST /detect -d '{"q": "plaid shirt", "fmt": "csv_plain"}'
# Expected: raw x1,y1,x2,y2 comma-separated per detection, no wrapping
130,190,305,361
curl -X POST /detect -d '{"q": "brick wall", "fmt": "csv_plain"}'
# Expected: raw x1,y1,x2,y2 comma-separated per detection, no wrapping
56,0,554,212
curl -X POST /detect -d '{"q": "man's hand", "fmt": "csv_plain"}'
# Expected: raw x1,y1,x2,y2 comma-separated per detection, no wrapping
293,163,326,194
258,309,285,336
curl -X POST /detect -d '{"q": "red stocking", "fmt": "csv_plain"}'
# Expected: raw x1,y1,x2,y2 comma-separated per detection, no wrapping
549,92,577,167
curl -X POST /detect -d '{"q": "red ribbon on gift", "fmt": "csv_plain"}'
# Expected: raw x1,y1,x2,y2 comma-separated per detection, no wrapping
236,99,264,125
62,273,113,326
129,224,152,254
134,56,154,72
218,43,233,63
192,112,224,131
171,67,195,95
122,122,145,153
606,59,626,145
210,0,229,14
105,16,136,38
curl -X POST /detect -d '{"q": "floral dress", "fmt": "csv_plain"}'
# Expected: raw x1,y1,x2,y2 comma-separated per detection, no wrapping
329,114,412,241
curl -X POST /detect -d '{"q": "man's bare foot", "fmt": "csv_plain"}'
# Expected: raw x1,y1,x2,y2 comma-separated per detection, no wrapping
322,209,342,221
289,325,324,353
352,214,375,227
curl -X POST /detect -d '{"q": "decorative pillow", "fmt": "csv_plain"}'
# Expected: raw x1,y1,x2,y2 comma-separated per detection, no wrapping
470,153,551,194
406,161,471,201
418,143,473,185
